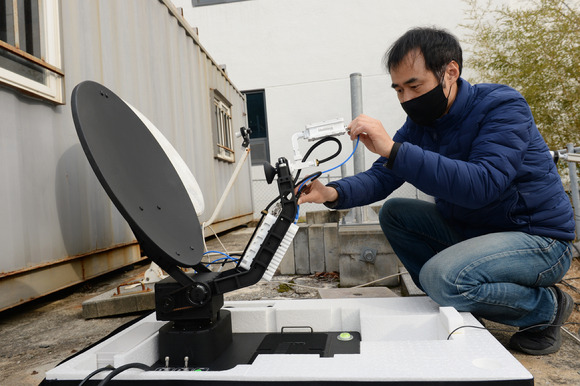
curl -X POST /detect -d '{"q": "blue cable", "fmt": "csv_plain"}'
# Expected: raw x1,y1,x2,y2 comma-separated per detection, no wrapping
203,250,239,267
294,136,360,222
209,256,239,264
203,250,231,258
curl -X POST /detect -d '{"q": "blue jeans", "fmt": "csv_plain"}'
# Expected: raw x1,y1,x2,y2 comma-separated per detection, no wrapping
379,198,573,328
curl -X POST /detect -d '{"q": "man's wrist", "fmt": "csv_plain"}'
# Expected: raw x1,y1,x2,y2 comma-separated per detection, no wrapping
384,142,401,170
325,186,338,202
383,140,396,158
323,186,340,209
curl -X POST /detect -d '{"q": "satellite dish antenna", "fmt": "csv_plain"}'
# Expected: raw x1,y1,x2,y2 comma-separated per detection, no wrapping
71,80,298,366
71,81,206,273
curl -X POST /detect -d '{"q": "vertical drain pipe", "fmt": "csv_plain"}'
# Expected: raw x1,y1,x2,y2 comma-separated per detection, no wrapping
350,73,364,223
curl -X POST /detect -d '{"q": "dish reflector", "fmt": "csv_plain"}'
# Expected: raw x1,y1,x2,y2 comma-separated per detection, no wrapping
71,81,205,267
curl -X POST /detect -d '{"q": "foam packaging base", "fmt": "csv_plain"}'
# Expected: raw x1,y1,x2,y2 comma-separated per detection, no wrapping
45,297,533,385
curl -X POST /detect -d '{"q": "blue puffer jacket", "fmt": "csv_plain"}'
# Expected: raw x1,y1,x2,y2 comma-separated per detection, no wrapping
329,78,575,240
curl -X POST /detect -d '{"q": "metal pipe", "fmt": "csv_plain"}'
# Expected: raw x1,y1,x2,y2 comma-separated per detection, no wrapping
567,143,580,239
550,146,580,163
340,163,347,179
350,73,364,223
350,73,364,174
554,146,580,155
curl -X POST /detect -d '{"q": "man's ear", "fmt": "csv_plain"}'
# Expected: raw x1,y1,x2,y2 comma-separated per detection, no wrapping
445,60,460,83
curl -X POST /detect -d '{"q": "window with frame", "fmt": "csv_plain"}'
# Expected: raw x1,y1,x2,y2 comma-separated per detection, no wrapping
0,0,64,103
244,89,270,165
212,90,235,163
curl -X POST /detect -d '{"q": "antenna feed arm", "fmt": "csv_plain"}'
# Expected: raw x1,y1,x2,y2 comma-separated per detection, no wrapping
290,118,347,173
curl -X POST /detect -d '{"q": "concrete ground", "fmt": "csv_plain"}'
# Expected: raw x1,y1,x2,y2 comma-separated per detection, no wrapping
1,226,579,385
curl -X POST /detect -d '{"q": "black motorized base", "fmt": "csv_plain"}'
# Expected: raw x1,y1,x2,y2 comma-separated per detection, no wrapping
158,310,233,368
153,330,361,372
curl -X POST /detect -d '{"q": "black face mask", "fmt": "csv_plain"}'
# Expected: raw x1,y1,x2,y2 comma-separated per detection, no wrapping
401,83,450,127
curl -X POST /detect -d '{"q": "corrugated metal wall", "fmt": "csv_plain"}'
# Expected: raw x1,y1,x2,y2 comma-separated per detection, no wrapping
0,0,253,310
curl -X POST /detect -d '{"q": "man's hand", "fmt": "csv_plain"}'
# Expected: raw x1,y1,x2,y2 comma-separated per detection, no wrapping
296,179,338,205
347,114,394,158
296,114,392,206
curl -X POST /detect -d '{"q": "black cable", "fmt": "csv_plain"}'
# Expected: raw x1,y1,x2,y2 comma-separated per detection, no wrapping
295,171,323,199
560,279,580,295
446,321,580,340
446,325,489,340
296,171,323,188
264,195,282,211
78,365,115,386
97,362,150,385
293,136,342,184
205,259,239,265
316,136,343,164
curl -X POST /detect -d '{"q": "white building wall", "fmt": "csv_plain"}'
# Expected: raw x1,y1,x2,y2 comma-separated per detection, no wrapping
173,0,503,213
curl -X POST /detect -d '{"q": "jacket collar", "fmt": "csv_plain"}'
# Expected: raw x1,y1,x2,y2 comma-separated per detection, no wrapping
429,77,470,131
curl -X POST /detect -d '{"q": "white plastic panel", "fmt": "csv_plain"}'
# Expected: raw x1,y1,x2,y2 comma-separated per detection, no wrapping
46,297,533,384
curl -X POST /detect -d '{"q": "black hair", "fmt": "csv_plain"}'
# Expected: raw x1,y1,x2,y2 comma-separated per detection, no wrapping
384,27,463,79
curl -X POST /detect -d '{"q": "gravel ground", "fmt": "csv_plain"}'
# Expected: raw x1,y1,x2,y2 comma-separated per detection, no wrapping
0,226,579,385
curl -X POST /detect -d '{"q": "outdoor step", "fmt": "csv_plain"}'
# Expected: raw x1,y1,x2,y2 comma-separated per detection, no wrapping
82,285,155,319
288,218,400,287
318,287,397,299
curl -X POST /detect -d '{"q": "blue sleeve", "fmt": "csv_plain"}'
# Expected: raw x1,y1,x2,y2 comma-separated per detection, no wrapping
391,90,532,209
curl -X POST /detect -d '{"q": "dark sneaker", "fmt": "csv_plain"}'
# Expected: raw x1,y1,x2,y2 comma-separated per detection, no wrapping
509,286,573,355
